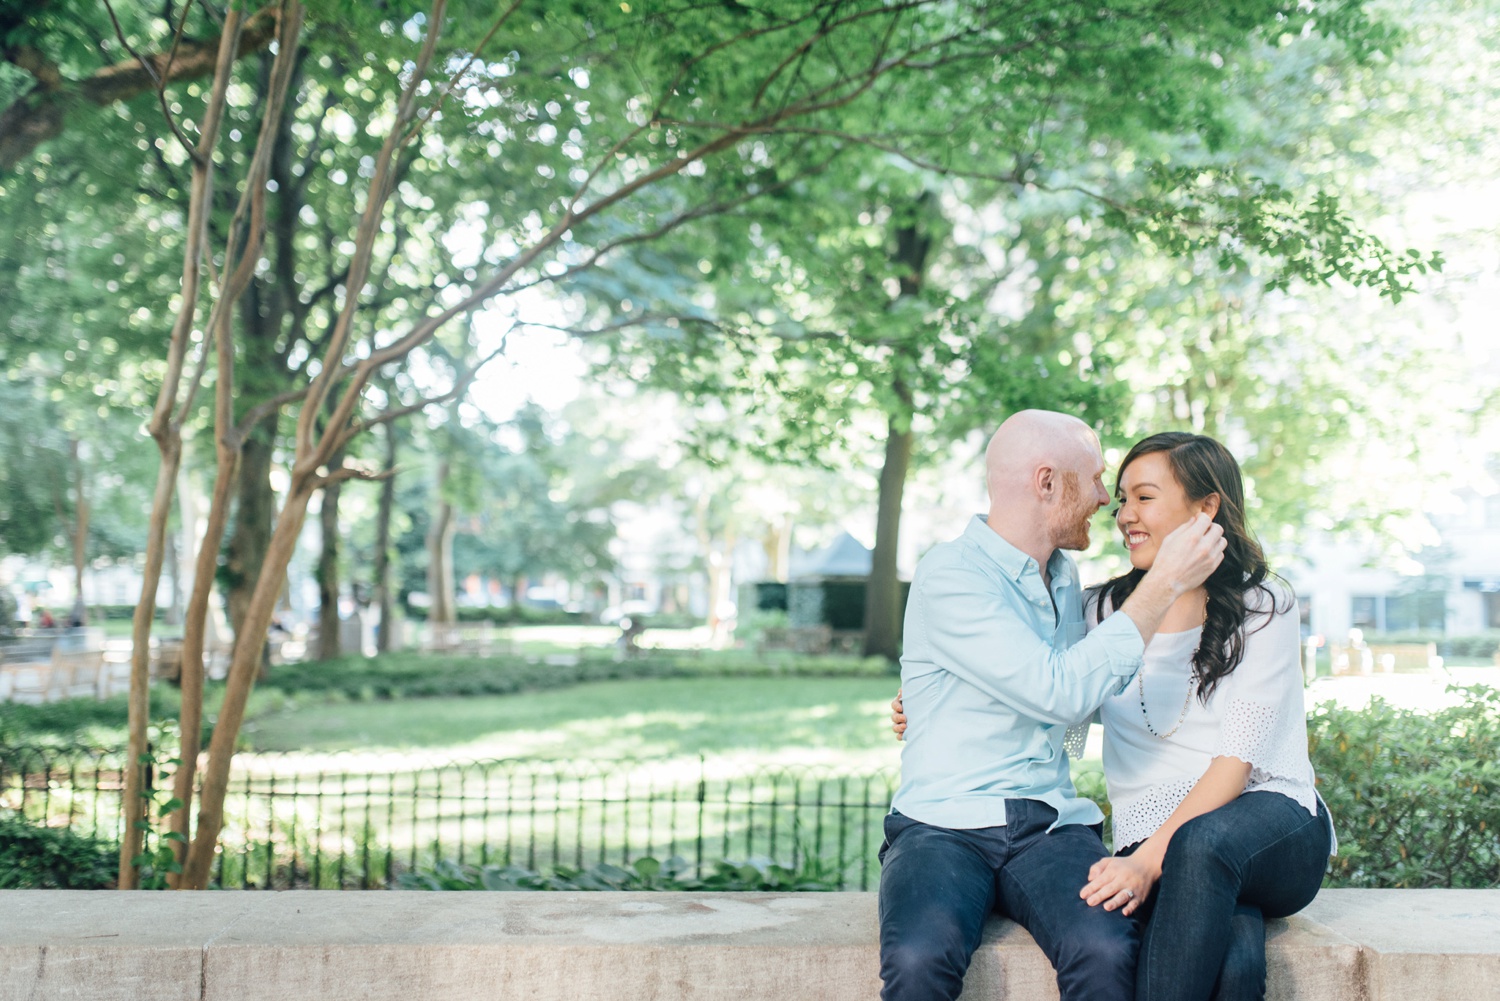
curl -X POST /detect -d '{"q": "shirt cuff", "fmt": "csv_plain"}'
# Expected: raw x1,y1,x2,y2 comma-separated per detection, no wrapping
1092,610,1146,676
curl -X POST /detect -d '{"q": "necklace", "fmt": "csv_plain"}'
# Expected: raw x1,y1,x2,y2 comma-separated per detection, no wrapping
1138,669,1194,739
1139,593,1207,739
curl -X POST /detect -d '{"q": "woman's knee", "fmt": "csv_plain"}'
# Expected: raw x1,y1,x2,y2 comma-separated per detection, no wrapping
1162,811,1242,881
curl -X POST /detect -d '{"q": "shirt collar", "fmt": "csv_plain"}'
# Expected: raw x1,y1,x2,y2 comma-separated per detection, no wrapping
963,514,1075,588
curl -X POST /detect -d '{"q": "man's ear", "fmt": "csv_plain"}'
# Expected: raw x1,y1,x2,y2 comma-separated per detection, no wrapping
1199,493,1221,520
1034,464,1056,501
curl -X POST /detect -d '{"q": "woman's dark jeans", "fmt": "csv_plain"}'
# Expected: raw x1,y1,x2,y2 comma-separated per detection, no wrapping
1128,791,1332,1001
878,800,1139,1001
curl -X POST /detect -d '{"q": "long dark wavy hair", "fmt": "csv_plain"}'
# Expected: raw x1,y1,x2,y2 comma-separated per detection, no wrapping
1094,432,1290,704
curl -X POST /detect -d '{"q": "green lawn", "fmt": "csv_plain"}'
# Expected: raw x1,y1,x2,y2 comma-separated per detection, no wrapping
240,675,906,769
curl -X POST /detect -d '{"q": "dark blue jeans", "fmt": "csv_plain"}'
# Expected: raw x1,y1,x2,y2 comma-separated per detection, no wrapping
1129,791,1332,1001
878,801,1139,1001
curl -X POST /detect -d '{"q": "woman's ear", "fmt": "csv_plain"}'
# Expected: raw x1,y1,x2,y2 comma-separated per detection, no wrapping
1199,493,1221,520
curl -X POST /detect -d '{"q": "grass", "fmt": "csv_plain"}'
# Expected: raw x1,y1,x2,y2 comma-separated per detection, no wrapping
0,647,899,766
240,675,905,769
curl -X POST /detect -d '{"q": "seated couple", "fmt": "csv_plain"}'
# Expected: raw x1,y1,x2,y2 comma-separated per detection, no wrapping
881,410,1333,1001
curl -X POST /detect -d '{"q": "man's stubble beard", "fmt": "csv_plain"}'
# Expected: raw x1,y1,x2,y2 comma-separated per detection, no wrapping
1050,472,1094,552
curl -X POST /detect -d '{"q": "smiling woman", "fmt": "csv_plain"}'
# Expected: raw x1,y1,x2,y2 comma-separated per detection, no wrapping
1086,431,1332,1001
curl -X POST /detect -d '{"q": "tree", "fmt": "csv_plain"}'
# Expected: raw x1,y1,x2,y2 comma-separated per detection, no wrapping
580,0,1437,657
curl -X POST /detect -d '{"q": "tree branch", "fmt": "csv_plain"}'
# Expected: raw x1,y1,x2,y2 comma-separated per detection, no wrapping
311,463,394,491
0,4,279,172
100,0,198,158
340,341,506,445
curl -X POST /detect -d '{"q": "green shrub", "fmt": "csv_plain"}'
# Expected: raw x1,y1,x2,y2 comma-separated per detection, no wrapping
397,854,838,892
1310,686,1500,888
0,694,130,746
0,688,182,746
88,605,165,622
404,605,590,626
0,812,118,889
258,648,890,703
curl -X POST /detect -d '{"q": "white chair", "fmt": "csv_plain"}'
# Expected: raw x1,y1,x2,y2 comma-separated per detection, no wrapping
96,654,132,699
50,649,105,701
7,662,52,704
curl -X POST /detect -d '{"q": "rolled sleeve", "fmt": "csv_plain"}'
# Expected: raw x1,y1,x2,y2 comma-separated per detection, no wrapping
913,563,1144,726
1088,607,1147,672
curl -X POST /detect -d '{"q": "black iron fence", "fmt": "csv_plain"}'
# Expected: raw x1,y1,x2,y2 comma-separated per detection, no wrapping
0,745,897,890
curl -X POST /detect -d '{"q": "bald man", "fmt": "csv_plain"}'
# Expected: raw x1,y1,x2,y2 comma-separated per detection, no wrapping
878,410,1226,1001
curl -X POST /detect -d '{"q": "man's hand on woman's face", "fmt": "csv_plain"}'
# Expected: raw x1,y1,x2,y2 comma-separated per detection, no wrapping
891,689,906,741
1150,512,1227,593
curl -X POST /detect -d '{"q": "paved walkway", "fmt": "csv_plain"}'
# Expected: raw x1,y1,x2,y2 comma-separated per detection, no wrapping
1305,665,1497,713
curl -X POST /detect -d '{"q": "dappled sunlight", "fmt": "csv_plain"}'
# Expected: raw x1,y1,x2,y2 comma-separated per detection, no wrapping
238,677,905,774
449,708,717,760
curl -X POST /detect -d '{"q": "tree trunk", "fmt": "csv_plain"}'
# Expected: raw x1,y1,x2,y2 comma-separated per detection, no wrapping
316,445,346,660
863,405,913,660
426,459,457,628
176,454,230,652
182,479,317,889
763,515,793,583
119,435,182,888
69,439,89,626
225,423,277,671
164,529,183,627
709,523,737,647
373,424,398,653
120,0,299,890
862,198,933,661
164,422,241,884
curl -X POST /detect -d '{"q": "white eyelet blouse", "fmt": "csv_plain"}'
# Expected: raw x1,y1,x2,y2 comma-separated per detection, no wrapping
1085,584,1330,853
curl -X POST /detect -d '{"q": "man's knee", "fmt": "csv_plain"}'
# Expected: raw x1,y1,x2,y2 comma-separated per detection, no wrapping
1050,907,1138,979
880,925,970,1001
1073,917,1136,968
1050,913,1138,1001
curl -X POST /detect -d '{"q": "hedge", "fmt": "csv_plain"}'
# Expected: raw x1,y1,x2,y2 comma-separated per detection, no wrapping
1310,685,1500,888
0,813,117,889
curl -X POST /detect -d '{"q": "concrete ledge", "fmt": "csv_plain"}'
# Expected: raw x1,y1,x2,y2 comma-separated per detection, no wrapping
1,889,1498,1000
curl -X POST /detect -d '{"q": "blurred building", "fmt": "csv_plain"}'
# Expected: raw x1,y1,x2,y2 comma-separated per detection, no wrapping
1282,485,1500,641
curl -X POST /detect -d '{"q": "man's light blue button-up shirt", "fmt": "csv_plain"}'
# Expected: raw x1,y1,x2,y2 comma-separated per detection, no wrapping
891,515,1146,831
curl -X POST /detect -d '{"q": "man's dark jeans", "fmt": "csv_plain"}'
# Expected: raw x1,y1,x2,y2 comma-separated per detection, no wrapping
878,801,1138,1001
1130,791,1332,1001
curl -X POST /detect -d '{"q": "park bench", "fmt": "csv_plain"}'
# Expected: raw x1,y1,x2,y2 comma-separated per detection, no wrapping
0,647,104,704
1365,642,1439,673
48,648,104,701
427,622,516,657
1330,641,1440,675
0,661,50,703
1,889,1496,1000
0,638,54,664
757,625,866,656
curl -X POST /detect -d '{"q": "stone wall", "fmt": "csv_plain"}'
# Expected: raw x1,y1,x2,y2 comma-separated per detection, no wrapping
2,889,1498,1000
